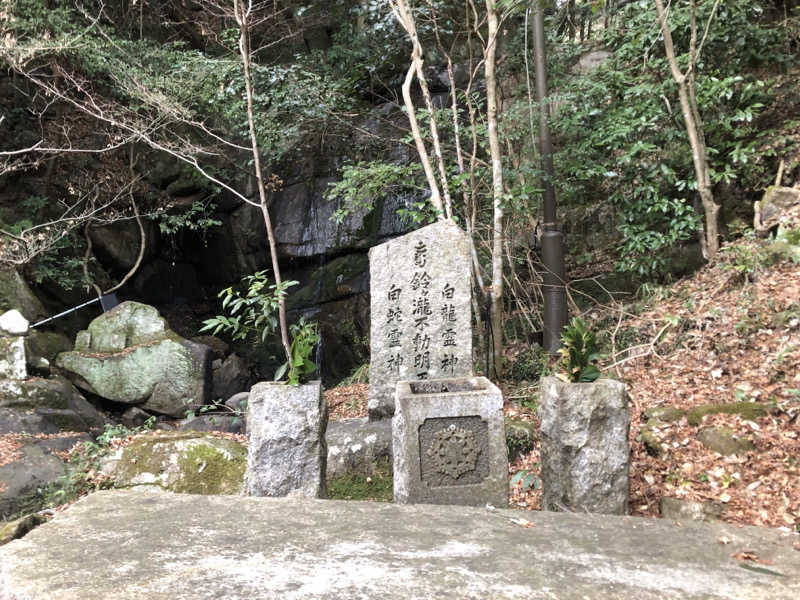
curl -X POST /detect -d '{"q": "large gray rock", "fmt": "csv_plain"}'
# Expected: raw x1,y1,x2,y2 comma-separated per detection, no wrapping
99,431,246,495
178,414,244,434
756,186,800,231
212,353,250,402
0,440,66,519
88,218,160,272
245,381,327,498
81,301,167,353
0,268,47,322
326,417,392,479
2,487,799,600
539,377,630,515
0,376,107,434
369,220,473,419
56,302,210,418
393,377,508,507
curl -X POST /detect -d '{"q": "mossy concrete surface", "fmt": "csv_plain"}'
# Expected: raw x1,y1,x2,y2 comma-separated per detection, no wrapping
1,487,799,599
100,431,245,495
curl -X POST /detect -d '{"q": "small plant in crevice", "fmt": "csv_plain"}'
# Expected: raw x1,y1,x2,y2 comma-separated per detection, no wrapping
510,468,541,493
274,317,320,385
557,317,602,383
39,418,156,511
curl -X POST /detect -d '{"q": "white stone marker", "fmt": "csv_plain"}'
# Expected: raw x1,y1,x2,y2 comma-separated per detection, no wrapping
0,309,29,380
368,220,472,420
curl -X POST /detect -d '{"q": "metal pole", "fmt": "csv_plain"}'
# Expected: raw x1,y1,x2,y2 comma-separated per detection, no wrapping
532,2,567,353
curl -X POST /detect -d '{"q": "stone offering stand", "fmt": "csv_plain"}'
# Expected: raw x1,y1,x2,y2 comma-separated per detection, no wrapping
393,376,508,507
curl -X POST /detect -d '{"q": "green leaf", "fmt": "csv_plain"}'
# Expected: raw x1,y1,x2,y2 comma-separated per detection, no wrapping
274,362,288,382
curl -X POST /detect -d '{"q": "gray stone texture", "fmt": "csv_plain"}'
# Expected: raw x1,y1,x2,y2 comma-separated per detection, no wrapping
393,376,508,507
660,497,726,522
246,381,327,498
326,417,392,479
0,440,66,519
540,377,630,515
0,376,107,434
0,336,26,380
369,220,472,419
56,302,210,418
2,487,798,600
99,431,245,495
211,353,250,401
83,301,167,353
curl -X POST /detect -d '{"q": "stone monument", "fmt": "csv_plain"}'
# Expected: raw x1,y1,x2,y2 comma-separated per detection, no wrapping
393,376,508,507
368,220,472,420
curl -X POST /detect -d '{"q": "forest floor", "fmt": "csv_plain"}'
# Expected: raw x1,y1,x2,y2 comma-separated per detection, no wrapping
326,207,800,533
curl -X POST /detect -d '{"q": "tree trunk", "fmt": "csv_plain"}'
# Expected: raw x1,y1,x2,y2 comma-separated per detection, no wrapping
236,0,292,365
654,0,720,258
485,0,504,378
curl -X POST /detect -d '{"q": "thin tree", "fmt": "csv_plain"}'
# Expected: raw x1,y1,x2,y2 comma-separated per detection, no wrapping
233,0,292,366
655,0,722,259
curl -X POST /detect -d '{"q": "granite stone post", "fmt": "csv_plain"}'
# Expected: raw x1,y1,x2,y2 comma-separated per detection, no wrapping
539,376,630,515
245,380,327,498
368,220,472,420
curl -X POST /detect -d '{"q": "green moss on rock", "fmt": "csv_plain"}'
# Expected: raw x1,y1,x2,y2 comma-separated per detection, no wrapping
687,402,767,426
504,419,538,461
328,460,393,502
102,431,245,495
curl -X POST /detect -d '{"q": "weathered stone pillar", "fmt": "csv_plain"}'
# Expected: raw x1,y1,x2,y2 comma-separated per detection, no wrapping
539,376,630,515
0,310,30,380
245,380,327,498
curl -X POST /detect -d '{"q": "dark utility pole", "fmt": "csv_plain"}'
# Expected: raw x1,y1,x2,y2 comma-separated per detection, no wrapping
532,2,567,353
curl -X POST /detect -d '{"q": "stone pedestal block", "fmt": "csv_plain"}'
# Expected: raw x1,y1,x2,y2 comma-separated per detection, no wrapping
245,381,327,498
393,376,507,507
540,377,630,515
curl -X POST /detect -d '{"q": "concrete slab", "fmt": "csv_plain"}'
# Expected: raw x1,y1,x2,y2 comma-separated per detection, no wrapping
1,487,798,599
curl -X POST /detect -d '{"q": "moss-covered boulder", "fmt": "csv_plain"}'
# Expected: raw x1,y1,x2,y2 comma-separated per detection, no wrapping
56,302,210,417
697,426,756,456
100,431,246,495
686,402,767,426
81,301,167,353
505,418,538,461
0,513,50,547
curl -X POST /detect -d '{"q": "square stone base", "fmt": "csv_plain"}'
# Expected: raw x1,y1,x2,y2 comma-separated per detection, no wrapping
392,376,507,507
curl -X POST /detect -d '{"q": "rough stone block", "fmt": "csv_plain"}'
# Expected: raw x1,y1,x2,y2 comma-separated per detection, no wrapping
369,220,472,420
540,376,630,515
246,381,327,498
393,376,507,507
0,336,26,380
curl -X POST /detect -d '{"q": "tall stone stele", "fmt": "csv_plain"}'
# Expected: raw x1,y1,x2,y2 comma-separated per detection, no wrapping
245,380,327,498
539,377,631,515
368,220,472,420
